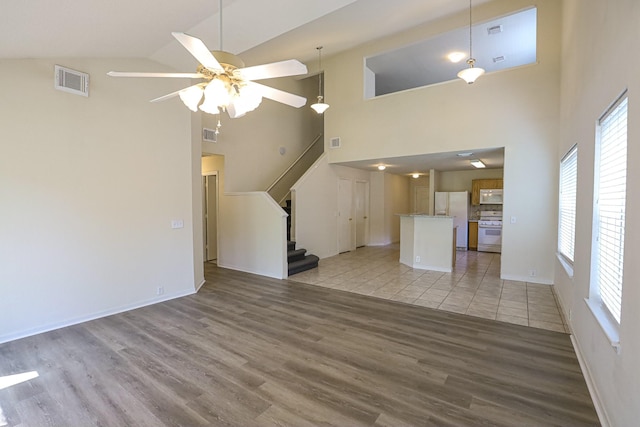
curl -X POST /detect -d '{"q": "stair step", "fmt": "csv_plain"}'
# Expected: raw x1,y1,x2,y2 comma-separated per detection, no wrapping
287,241,296,251
288,255,319,276
287,248,307,263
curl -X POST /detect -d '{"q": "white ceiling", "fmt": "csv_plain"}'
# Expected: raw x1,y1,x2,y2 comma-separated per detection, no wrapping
2,0,503,173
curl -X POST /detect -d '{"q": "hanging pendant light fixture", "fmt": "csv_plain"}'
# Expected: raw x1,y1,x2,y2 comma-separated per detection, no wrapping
311,46,330,114
457,0,485,84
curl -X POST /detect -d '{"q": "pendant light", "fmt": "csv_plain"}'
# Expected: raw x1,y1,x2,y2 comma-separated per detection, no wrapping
457,0,485,84
310,46,330,114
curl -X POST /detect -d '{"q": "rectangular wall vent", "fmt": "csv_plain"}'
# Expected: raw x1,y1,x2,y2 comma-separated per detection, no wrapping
330,137,341,149
54,65,89,97
203,128,217,143
487,25,503,35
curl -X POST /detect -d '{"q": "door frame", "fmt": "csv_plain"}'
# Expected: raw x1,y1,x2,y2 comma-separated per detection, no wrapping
355,180,370,248
202,171,219,262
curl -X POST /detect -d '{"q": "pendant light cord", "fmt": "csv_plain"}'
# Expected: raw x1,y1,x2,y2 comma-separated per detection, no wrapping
317,46,323,98
468,0,473,59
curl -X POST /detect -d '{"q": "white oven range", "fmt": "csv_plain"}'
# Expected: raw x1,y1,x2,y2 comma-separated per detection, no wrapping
478,211,502,253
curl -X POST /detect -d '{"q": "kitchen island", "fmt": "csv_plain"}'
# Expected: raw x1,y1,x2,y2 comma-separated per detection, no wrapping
398,214,456,272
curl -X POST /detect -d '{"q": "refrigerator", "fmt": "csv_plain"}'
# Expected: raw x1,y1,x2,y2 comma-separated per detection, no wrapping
434,191,469,250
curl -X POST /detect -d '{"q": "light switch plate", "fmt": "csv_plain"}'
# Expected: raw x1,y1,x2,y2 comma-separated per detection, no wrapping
171,219,184,229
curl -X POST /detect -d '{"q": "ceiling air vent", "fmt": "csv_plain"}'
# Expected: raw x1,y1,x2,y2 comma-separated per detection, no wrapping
202,128,217,143
330,137,341,149
54,65,89,97
493,55,506,63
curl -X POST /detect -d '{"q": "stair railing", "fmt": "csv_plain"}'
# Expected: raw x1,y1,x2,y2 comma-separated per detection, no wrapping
266,134,323,205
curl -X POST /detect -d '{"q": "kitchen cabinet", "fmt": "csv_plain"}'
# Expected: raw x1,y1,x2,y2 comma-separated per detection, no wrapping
471,178,503,205
468,221,478,250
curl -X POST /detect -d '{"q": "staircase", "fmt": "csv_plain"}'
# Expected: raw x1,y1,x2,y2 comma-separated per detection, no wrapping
266,135,323,276
287,240,319,276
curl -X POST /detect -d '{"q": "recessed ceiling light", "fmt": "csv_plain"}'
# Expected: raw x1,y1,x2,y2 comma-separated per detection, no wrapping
457,152,473,157
447,51,467,63
470,159,486,168
378,165,386,171
412,173,420,179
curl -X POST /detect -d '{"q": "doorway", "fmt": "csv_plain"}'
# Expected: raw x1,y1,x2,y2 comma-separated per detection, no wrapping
338,178,353,253
355,180,369,248
203,173,218,262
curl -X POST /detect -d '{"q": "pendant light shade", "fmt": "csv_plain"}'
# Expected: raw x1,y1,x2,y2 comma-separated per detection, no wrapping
457,59,485,84
311,46,329,114
458,0,485,84
311,96,329,113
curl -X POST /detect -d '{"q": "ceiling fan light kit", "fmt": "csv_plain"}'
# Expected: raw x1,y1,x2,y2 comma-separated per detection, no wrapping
458,0,485,84
107,0,307,118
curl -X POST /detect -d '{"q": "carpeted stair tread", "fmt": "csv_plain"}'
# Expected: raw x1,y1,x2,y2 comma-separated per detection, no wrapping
287,248,307,263
288,254,319,276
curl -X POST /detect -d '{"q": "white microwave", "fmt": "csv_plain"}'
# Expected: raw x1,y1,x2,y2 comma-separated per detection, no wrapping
479,189,503,204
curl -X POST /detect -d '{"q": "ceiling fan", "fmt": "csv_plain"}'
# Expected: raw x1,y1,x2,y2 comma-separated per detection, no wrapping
107,5,308,118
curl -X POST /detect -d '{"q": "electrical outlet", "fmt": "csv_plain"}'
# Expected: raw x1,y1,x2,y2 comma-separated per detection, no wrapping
415,256,421,263
157,286,164,296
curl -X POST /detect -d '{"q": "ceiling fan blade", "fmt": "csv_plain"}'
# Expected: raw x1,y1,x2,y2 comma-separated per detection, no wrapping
149,83,201,103
172,32,222,72
238,60,308,81
249,82,307,108
107,71,204,78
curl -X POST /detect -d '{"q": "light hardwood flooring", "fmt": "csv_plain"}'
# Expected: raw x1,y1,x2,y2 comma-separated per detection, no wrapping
292,245,569,333
0,264,598,426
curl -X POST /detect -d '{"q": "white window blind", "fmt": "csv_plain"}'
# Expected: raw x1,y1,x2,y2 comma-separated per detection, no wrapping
558,145,577,263
593,94,627,324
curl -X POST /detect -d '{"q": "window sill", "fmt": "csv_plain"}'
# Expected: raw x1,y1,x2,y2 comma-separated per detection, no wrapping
585,298,621,354
556,252,574,278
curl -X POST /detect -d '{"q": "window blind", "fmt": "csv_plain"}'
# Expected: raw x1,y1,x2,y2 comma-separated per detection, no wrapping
558,145,577,263
594,95,627,324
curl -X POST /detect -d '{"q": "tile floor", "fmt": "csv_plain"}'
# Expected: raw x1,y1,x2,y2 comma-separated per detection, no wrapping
291,244,569,333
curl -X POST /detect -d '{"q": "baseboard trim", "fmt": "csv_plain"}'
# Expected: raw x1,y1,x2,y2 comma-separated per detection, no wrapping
570,334,610,427
195,279,206,292
500,273,553,285
0,289,196,345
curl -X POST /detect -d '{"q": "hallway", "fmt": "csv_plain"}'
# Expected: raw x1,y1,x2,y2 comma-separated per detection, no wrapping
291,245,569,333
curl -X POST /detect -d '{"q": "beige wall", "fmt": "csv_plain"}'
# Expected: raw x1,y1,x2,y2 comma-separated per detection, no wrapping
322,0,561,284
0,58,198,343
556,0,640,424
437,168,504,193
202,75,322,193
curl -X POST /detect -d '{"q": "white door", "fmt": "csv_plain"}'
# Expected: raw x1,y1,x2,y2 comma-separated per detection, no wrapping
355,180,369,247
203,174,218,261
338,178,353,253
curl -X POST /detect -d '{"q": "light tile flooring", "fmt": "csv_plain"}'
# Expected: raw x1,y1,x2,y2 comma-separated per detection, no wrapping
291,244,569,333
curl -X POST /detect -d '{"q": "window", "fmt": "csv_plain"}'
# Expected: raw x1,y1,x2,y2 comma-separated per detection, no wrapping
558,145,577,266
590,93,627,331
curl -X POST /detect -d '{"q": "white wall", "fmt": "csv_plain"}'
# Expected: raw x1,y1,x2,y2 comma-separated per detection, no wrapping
292,154,370,259
323,0,561,284
556,0,640,425
0,58,198,343
217,192,288,279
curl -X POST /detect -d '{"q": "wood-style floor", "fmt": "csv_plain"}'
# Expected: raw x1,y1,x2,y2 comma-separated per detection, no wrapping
0,264,599,426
